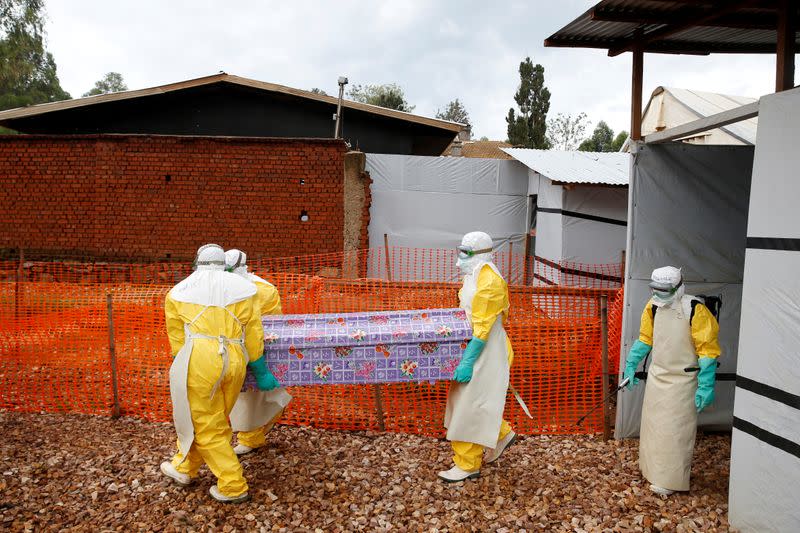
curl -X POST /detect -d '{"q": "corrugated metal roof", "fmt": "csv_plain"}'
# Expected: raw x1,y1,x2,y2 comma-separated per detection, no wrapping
545,0,800,55
501,149,630,185
662,87,758,144
0,73,464,133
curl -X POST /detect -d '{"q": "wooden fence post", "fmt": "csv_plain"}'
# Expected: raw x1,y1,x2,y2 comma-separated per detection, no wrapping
107,293,121,419
600,293,610,440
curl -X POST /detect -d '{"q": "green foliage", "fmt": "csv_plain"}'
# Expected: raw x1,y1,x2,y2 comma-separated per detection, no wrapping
547,112,589,150
506,57,551,149
0,0,70,111
310,87,328,96
347,83,415,112
611,130,628,151
82,72,127,97
435,98,470,126
579,121,616,152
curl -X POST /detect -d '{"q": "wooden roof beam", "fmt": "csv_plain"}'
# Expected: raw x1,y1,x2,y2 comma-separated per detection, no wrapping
607,0,760,57
776,0,797,91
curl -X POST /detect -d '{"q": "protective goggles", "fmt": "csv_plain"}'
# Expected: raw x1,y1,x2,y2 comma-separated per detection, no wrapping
457,245,493,258
649,279,682,297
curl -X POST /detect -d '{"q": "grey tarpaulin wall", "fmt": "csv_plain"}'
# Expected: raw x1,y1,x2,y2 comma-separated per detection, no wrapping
365,154,528,281
615,143,753,438
729,87,800,533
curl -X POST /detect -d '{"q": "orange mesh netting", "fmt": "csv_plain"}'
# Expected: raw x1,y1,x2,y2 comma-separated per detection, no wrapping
0,249,623,437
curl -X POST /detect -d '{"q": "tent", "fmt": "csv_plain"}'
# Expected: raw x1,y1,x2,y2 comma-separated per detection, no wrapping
502,149,629,286
727,87,800,532
615,86,800,532
640,87,758,145
364,154,528,281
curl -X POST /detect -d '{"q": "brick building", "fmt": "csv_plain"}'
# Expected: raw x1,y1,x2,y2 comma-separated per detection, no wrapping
0,135,367,261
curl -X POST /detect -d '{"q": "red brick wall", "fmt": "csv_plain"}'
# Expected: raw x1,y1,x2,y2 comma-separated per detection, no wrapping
0,135,349,261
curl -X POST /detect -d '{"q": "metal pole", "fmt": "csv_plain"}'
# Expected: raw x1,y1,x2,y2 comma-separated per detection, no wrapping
600,293,610,440
107,293,121,419
334,76,348,139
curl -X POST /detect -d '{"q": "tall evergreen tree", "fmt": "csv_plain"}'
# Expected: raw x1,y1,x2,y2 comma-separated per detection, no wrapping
506,57,550,148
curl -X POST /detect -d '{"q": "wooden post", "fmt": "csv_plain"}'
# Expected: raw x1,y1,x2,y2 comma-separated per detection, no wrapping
600,294,610,441
107,293,121,419
523,234,531,286
383,233,392,282
371,233,391,432
14,248,24,323
507,242,514,282
631,45,644,141
776,0,796,92
620,249,626,285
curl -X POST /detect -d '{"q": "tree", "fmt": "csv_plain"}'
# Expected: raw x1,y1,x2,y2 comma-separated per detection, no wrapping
546,112,589,150
506,57,550,149
611,130,628,151
347,83,414,112
82,72,127,97
435,98,470,126
310,87,328,96
578,121,616,152
0,0,70,111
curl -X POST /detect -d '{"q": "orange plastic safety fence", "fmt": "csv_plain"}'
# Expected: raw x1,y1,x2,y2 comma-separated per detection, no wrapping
0,253,623,437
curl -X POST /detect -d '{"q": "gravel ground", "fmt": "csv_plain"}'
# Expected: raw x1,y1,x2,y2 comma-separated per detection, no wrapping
0,412,732,532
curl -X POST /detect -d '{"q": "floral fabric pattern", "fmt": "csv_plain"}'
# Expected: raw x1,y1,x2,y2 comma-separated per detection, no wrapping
242,308,470,389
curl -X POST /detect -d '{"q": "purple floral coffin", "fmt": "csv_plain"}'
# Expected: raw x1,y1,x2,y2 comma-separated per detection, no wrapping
242,308,471,389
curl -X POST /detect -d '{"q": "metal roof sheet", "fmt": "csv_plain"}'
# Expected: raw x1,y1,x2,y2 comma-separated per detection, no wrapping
501,149,630,185
0,73,464,133
662,87,758,144
545,0,800,55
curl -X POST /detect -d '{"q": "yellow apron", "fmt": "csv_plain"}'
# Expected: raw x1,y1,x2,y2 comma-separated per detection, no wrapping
639,296,698,491
444,262,510,448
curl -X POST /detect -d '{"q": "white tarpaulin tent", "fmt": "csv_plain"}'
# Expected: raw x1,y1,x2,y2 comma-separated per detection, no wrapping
502,149,629,286
615,143,753,438
364,154,528,281
728,87,800,532
640,86,758,145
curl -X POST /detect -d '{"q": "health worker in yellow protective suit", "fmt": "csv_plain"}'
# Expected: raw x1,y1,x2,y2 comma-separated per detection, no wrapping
622,266,721,496
439,231,517,482
224,249,293,455
159,244,280,503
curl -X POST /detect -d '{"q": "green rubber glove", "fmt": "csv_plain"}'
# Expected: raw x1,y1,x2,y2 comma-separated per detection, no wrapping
248,355,280,391
695,357,717,412
623,340,652,389
452,337,486,383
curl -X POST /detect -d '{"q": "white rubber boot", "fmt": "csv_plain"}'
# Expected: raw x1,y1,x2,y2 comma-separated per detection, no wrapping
159,461,192,486
649,484,675,496
209,485,250,503
233,444,256,456
485,431,517,464
437,465,480,483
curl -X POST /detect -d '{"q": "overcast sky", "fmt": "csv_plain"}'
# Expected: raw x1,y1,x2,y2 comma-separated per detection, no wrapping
44,0,786,140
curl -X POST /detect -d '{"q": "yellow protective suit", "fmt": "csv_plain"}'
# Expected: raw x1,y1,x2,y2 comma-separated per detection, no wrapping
451,264,515,472
165,293,264,497
236,280,285,449
638,300,721,359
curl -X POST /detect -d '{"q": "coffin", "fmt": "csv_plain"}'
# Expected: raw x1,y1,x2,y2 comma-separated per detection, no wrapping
242,308,471,388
